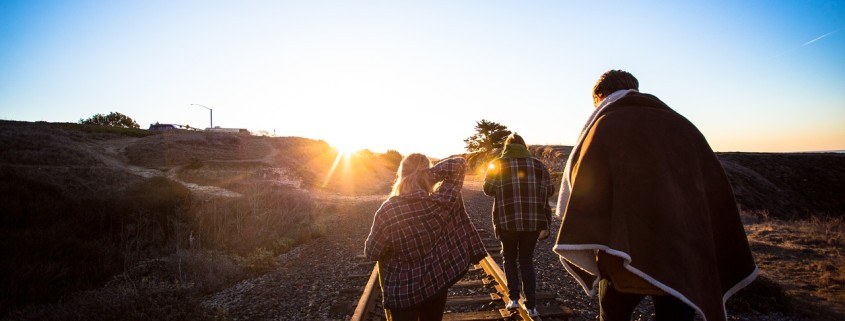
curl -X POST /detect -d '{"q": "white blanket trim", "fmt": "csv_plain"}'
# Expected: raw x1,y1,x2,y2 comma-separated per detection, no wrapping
553,244,759,321
554,89,638,219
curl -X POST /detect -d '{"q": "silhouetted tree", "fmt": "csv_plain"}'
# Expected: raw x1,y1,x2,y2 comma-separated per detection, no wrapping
381,149,403,171
79,112,140,129
464,119,511,153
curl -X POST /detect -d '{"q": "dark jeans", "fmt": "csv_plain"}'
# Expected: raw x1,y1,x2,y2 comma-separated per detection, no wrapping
598,278,695,321
499,230,540,309
388,287,449,321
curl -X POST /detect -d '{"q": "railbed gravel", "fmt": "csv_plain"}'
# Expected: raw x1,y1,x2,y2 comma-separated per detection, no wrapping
203,178,807,321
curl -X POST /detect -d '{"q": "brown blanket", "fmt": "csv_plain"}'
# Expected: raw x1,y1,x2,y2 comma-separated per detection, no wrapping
553,92,758,321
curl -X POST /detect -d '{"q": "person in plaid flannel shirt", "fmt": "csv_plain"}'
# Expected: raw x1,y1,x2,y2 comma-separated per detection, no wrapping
365,154,486,321
483,133,554,317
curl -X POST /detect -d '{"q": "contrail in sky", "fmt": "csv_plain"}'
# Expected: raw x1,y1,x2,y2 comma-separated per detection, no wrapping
802,29,841,46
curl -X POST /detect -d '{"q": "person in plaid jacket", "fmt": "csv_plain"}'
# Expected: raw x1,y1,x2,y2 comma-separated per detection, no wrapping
365,154,486,321
483,133,555,316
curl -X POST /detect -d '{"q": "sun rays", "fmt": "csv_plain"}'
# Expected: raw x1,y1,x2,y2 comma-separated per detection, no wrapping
321,144,358,188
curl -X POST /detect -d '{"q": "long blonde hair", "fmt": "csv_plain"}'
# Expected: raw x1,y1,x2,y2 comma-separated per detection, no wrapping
390,153,433,196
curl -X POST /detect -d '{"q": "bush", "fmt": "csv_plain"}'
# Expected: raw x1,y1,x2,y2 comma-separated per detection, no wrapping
190,186,319,256
79,112,140,129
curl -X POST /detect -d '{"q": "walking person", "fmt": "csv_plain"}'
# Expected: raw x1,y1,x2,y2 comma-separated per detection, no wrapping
483,133,555,317
365,154,487,321
552,70,758,321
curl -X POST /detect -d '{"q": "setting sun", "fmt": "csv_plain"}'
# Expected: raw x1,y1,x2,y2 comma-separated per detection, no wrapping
333,143,360,158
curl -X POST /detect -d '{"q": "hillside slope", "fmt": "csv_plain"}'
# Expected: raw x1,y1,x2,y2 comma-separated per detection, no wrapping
1,120,842,320
0,120,398,318
528,145,845,219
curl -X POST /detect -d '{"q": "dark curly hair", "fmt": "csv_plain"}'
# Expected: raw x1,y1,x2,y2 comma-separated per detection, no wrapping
592,70,639,106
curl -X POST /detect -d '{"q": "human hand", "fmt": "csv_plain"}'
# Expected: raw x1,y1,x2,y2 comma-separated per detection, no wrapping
538,229,550,240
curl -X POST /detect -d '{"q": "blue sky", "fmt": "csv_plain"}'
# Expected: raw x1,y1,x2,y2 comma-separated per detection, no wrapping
1,0,843,158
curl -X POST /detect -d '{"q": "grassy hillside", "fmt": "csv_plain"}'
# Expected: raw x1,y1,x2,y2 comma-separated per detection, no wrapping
2,120,842,319
0,120,399,319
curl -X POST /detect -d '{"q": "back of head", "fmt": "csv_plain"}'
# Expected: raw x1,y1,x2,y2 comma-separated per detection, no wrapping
593,70,639,106
504,132,526,146
391,153,433,196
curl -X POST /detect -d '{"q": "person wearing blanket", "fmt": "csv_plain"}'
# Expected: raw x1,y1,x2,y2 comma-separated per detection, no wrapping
365,154,487,321
552,70,758,321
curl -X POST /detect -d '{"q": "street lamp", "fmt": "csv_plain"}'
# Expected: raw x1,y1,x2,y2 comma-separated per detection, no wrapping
190,104,213,129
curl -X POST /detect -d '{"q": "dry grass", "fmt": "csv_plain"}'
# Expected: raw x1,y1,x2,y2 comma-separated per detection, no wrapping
125,131,270,168
0,120,335,318
1,176,325,320
0,122,311,318
7,251,239,321
743,212,845,320
190,185,320,257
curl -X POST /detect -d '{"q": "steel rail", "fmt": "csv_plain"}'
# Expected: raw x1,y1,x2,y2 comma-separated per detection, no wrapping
350,254,538,321
350,264,380,321
478,255,536,320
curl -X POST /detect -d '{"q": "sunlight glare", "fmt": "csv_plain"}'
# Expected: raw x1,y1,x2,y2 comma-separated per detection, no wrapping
321,141,360,188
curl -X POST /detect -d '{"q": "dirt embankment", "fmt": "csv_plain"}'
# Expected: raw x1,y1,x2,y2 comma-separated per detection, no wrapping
717,152,845,219
528,145,845,220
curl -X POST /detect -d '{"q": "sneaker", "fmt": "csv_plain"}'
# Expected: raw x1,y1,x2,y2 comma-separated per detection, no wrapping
525,307,539,317
505,299,519,310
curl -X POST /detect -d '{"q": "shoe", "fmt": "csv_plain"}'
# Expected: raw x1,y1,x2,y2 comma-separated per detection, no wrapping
525,307,539,317
505,299,519,310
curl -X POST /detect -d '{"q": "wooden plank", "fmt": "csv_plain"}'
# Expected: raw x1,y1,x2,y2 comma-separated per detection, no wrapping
451,279,485,288
442,310,505,321
347,273,371,279
445,293,501,306
356,261,374,268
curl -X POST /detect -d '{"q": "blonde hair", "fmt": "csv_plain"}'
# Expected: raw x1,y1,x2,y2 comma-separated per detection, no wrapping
390,153,433,196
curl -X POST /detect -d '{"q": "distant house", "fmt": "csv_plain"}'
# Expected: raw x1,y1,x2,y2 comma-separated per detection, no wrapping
149,123,178,131
205,126,251,135
148,122,200,131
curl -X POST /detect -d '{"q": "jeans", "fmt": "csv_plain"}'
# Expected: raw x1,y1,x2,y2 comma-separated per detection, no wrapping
499,230,540,309
387,286,449,321
598,278,695,321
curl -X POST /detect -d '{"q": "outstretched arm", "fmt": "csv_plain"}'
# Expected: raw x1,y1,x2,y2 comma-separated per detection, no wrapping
430,157,467,206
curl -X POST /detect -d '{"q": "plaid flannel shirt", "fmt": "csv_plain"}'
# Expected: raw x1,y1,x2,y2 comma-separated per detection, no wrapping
364,157,487,309
483,156,554,235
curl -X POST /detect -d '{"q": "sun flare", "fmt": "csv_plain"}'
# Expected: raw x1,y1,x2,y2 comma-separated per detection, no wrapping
321,142,359,188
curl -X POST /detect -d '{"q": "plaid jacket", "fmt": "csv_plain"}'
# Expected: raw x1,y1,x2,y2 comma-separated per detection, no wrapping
483,154,554,235
364,157,487,309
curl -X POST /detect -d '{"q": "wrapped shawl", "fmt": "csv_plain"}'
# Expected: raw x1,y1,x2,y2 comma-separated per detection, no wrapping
553,91,758,321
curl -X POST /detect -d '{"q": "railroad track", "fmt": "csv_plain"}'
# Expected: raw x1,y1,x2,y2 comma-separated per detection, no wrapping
349,229,572,321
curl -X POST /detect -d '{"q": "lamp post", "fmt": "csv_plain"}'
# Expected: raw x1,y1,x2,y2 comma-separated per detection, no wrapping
190,104,213,129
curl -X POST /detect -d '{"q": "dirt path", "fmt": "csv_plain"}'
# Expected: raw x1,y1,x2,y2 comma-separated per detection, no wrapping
88,137,243,198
